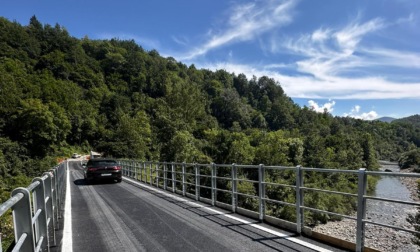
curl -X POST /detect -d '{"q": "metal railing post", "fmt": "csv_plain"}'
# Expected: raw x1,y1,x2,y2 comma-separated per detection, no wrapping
122,161,126,176
156,162,160,188
49,169,59,231
231,163,237,213
296,165,304,234
172,162,176,193
149,163,153,186
182,162,186,196
211,163,216,206
195,164,200,201
134,161,138,180
258,164,265,222
141,162,145,182
164,163,167,190
11,188,36,252
58,163,65,217
32,177,49,251
131,161,134,178
356,168,367,252
43,172,56,246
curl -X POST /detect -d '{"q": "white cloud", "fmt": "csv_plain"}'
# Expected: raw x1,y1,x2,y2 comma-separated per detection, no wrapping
178,0,297,60
308,100,336,113
360,47,420,69
173,3,420,101
172,35,189,46
343,105,378,120
334,18,384,53
198,61,420,99
280,17,386,79
311,28,331,42
192,11,420,100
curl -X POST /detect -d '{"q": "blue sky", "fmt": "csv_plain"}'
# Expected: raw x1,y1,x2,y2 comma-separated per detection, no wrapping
2,0,420,119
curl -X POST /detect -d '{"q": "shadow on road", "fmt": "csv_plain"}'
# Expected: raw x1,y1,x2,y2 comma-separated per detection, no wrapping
73,179,119,186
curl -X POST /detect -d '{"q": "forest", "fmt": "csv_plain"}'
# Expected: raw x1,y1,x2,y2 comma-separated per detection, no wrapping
1,16,420,246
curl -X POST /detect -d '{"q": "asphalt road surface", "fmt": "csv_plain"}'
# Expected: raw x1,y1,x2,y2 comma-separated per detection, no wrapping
58,161,348,252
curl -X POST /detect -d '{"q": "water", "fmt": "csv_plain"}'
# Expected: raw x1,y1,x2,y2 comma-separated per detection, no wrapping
366,161,415,227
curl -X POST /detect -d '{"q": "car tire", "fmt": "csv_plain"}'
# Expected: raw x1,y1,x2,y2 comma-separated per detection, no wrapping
116,179,122,183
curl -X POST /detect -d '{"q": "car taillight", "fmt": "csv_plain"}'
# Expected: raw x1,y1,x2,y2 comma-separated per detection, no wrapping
112,166,121,171
88,167,98,172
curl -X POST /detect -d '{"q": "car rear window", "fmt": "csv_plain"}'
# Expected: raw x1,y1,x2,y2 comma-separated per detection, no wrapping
87,160,117,167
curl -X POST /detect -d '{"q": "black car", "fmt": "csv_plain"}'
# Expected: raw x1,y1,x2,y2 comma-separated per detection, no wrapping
84,158,122,183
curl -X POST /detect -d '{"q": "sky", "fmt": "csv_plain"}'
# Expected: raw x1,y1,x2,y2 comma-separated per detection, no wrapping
2,0,420,119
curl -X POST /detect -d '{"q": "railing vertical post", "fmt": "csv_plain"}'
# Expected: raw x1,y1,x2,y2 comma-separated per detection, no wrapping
53,165,62,219
296,165,304,234
356,168,367,252
134,161,138,180
172,162,176,193
11,188,36,252
54,161,63,219
156,162,160,188
120,161,124,176
32,177,49,251
182,162,186,196
195,164,200,201
164,163,167,190
149,163,153,186
211,163,216,206
132,161,134,178
231,163,237,213
43,172,56,246
49,169,58,231
258,164,265,222
137,161,140,181
141,162,145,182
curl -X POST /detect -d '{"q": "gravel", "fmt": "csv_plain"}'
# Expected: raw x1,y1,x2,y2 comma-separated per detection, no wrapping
312,167,419,252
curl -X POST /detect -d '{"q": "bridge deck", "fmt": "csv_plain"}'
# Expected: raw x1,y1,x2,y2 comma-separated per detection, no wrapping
54,161,348,252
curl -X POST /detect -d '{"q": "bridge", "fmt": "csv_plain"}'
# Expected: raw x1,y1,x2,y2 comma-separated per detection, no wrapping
1,160,419,252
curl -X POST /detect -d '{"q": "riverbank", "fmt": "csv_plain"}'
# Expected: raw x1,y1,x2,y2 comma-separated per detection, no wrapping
312,163,419,251
400,167,419,201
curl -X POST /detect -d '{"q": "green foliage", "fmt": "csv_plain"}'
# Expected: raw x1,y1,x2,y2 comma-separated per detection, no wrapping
398,148,420,169
0,16,419,234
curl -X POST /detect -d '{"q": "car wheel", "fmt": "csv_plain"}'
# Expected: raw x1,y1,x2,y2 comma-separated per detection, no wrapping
116,179,122,183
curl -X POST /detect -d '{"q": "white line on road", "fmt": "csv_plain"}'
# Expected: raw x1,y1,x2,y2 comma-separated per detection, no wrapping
62,161,73,252
123,176,333,252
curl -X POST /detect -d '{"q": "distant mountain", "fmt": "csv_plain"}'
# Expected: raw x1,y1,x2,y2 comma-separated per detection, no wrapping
376,117,397,123
394,114,420,127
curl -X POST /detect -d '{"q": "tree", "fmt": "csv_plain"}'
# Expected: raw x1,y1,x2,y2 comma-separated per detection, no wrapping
11,99,70,157
101,111,152,159
399,148,420,169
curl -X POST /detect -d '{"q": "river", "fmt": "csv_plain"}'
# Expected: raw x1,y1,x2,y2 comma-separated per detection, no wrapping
313,161,419,251
366,161,414,224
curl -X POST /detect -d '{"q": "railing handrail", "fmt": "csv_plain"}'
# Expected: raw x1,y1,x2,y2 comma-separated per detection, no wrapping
119,160,420,252
3,159,416,252
0,162,66,252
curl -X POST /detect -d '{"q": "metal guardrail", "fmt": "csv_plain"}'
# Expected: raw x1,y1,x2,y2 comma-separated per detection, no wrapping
0,162,66,252
119,160,420,252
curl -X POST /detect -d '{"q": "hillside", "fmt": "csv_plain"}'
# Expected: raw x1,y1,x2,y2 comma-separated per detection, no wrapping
394,115,420,127
1,16,420,247
376,117,397,123
1,16,419,170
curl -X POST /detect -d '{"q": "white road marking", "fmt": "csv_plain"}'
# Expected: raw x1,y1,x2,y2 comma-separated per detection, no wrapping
123,176,334,252
62,161,73,252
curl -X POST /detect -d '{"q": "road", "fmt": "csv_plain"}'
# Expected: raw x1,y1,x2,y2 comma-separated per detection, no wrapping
59,161,347,252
